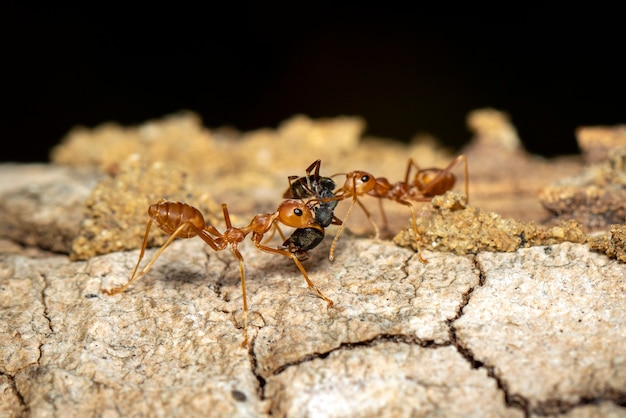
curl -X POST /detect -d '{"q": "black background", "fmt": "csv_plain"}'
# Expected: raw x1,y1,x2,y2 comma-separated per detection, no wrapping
3,7,625,163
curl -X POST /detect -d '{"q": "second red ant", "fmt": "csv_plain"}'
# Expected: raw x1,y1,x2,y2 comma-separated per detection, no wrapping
330,154,469,263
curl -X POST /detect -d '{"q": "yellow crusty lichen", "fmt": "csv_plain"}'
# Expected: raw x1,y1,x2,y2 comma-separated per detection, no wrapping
70,155,221,261
588,223,626,263
393,191,587,256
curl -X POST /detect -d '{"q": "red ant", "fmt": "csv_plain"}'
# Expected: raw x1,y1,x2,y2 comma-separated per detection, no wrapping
102,198,333,348
330,154,469,263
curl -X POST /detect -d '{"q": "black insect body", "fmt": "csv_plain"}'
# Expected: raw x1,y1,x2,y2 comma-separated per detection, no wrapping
279,227,325,260
280,160,342,259
283,160,342,228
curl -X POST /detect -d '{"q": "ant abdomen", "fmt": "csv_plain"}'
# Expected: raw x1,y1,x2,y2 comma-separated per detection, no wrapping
414,169,456,197
148,200,205,238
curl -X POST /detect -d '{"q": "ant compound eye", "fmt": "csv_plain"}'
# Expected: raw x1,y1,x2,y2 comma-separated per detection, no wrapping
361,175,370,183
279,200,314,228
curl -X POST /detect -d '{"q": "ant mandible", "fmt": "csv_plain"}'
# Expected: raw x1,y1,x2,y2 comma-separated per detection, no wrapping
330,154,469,263
102,198,333,348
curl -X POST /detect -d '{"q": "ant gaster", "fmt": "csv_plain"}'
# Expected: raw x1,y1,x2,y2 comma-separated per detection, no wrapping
102,199,333,348
330,154,469,263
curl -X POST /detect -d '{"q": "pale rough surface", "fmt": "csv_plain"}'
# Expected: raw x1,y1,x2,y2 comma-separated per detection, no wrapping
550,402,626,418
0,255,53,375
0,369,25,417
539,142,626,231
2,110,626,417
252,239,478,376
264,343,524,418
50,111,220,173
0,164,99,253
4,241,263,417
454,243,626,415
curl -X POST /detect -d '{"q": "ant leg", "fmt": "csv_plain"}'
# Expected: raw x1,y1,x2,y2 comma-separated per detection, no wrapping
289,254,334,307
305,159,322,177
404,158,421,183
420,155,469,204
275,224,287,241
103,221,194,295
195,226,226,252
356,198,380,239
439,154,469,203
129,218,153,284
254,240,334,307
330,195,380,261
376,198,389,235
230,245,250,348
329,197,358,262
434,154,469,198
457,154,469,204
221,203,233,228
261,223,287,245
397,199,427,264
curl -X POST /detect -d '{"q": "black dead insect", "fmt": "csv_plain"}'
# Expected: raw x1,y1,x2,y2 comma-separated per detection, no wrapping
280,160,342,259
283,159,342,228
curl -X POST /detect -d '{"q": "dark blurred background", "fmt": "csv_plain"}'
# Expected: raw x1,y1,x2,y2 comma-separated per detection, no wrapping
3,6,625,163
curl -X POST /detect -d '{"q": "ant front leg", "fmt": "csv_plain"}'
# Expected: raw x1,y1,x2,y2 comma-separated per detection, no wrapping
395,199,427,264
228,244,251,348
253,237,334,307
261,223,287,246
328,195,357,262
329,195,380,262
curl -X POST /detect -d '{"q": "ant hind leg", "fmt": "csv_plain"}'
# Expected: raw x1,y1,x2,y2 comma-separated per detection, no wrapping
103,221,194,295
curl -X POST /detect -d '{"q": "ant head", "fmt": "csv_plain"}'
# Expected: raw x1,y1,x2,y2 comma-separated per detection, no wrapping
340,171,377,196
277,199,318,228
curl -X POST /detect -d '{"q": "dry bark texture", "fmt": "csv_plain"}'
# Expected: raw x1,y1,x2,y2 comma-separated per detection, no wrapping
539,147,626,231
1,109,625,417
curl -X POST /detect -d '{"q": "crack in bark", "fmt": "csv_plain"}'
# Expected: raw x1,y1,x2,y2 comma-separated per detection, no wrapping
1,371,27,414
7,270,53,416
529,392,626,416
249,344,267,400
260,334,447,381
258,333,450,417
402,251,420,303
38,272,53,365
447,255,530,417
445,253,626,417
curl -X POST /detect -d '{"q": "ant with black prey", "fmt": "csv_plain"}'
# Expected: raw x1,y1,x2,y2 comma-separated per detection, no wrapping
102,198,333,348
274,159,343,260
